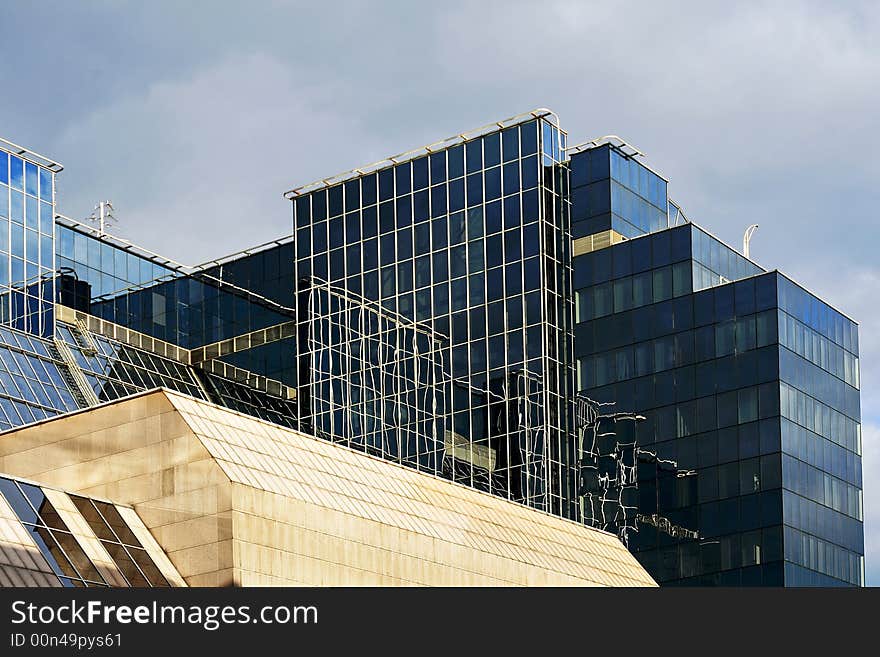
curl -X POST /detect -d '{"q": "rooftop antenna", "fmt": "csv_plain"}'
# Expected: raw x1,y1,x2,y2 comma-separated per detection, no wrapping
87,201,117,237
743,224,759,259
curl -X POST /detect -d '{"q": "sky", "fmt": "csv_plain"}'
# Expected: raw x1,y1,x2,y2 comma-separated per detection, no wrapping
2,1,878,583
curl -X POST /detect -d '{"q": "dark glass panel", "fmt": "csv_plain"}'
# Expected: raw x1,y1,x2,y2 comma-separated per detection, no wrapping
128,547,170,587
51,530,105,584
378,168,394,201
0,477,39,524
92,500,142,547
102,541,149,586
465,139,482,174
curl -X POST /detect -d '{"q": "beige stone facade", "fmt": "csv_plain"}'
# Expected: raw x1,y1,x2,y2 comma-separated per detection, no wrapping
0,389,655,587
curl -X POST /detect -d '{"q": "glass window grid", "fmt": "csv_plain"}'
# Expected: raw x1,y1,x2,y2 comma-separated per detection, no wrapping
637,525,785,585
0,312,303,435
785,561,856,587
778,308,859,388
588,379,778,452
0,476,106,587
569,144,667,242
55,323,205,401
69,495,169,587
691,227,764,292
577,327,775,392
609,149,667,212
304,294,449,479
779,346,859,420
58,226,295,352
777,273,857,355
0,148,55,338
201,372,298,430
580,380,858,486
780,416,861,488
609,187,668,238
591,344,860,580
110,265,287,349
576,261,693,322
576,265,860,448
574,226,862,586
215,335,297,389
542,137,577,513
575,270,778,389
56,225,174,298
0,329,79,429
781,452,861,521
783,524,863,586
782,488,863,558
292,119,579,515
780,381,860,455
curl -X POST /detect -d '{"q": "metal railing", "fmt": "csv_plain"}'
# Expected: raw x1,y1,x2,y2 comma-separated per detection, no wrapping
0,135,64,172
564,134,645,158
283,107,563,199
51,338,100,407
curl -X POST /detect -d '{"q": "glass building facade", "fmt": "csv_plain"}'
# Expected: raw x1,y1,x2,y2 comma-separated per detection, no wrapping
566,142,862,585
0,140,58,338
0,139,299,437
56,222,176,310
0,316,297,432
573,223,862,586
0,113,864,587
288,112,576,516
56,220,294,352
569,143,669,241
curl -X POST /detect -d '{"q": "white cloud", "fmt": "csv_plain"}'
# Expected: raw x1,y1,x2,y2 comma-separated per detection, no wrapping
430,2,880,263
53,52,381,263
44,2,880,267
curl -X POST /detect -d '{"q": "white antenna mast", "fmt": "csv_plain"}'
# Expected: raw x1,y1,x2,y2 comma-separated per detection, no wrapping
87,200,117,236
743,224,759,259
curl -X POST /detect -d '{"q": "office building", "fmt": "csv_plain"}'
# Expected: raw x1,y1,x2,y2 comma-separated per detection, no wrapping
569,144,862,585
0,108,862,586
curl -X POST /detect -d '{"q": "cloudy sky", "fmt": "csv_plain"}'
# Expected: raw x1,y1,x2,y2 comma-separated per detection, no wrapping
2,1,877,583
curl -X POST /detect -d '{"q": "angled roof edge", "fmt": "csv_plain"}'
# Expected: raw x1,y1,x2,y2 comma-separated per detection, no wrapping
1,386,643,547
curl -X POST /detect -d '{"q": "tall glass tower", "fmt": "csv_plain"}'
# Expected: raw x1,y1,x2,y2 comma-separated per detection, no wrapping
286,110,578,517
0,138,61,338
569,143,862,586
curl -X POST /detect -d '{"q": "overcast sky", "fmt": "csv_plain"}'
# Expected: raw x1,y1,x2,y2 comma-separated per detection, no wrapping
2,1,877,584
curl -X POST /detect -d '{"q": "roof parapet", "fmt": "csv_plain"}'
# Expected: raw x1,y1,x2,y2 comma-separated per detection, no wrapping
282,107,562,200
0,135,63,172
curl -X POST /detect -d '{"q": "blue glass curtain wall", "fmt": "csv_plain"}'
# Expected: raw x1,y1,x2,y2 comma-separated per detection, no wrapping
290,117,576,517
56,224,294,350
0,148,55,338
572,224,862,586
